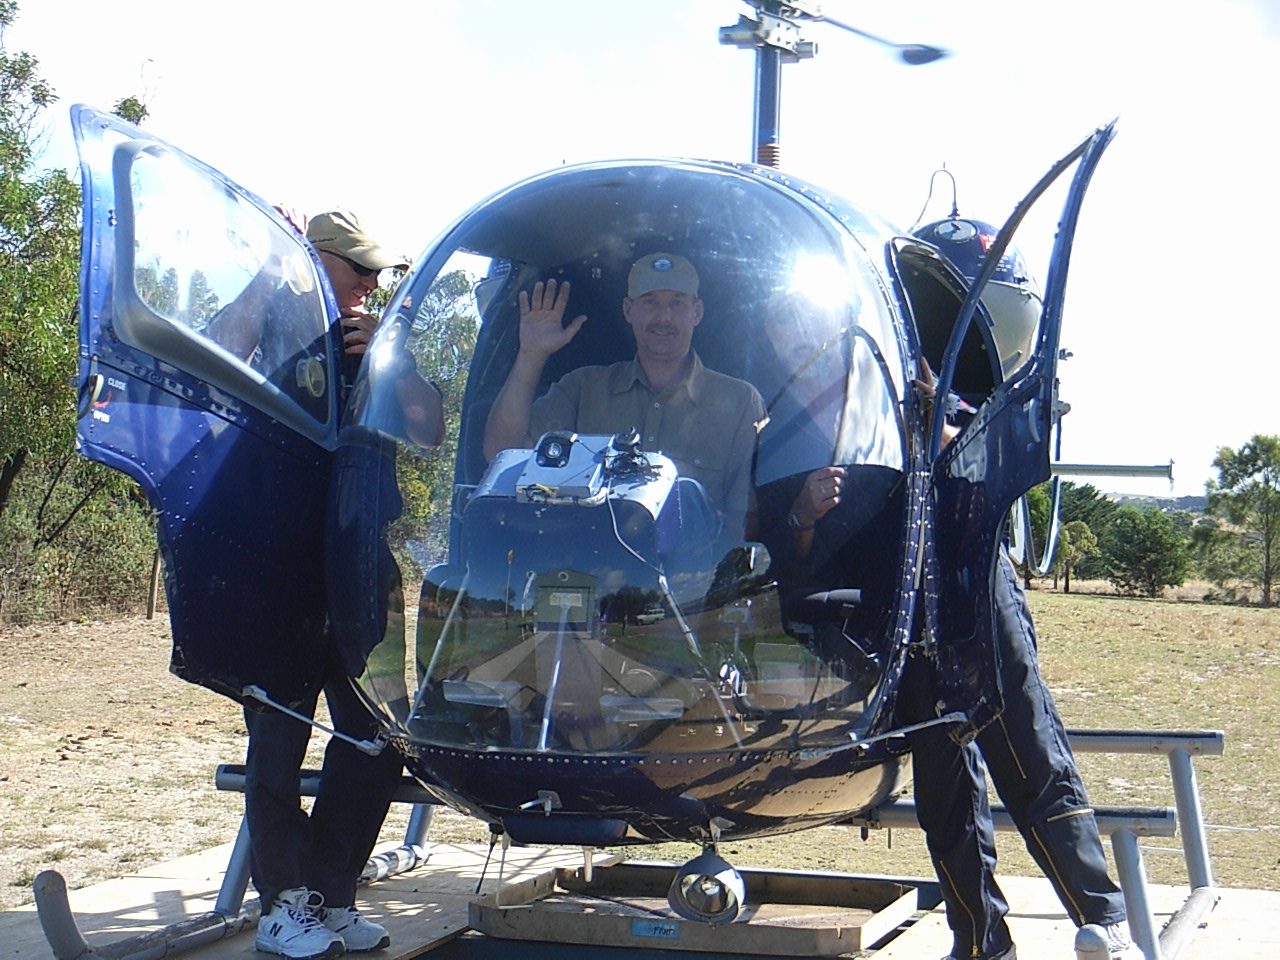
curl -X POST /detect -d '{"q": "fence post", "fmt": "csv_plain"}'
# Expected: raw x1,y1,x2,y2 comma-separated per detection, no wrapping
146,548,161,619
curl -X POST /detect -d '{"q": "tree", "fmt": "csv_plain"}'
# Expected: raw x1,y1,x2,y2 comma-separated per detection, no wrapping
0,1,82,517
1101,506,1189,598
1058,482,1117,580
112,94,148,125
1054,519,1098,594
0,3,160,622
1060,481,1118,529
1207,435,1280,606
1190,516,1254,603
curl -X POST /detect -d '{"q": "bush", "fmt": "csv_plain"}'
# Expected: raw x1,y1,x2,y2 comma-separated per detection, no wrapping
1101,506,1189,598
0,459,157,624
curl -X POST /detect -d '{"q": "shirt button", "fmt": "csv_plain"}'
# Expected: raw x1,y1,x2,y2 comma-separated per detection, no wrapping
647,436,655,443
653,402,661,408
694,458,702,466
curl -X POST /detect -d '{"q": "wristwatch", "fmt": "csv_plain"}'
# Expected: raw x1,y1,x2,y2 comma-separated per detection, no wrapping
787,511,814,532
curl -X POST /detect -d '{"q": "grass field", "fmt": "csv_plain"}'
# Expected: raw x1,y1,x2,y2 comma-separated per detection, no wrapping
0,585,1276,912
1028,587,1280,891
631,587,1280,891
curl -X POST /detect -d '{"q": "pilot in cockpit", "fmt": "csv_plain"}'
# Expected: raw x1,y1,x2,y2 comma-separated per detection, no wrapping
482,252,765,540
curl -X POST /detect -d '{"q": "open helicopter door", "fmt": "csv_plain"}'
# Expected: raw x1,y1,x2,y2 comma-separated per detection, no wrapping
71,105,344,708
925,120,1118,737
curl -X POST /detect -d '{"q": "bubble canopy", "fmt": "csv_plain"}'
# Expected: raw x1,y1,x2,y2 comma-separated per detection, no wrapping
324,160,923,842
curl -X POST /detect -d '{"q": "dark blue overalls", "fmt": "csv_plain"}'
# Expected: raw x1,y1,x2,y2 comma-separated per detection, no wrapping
242,643,404,908
903,551,1127,959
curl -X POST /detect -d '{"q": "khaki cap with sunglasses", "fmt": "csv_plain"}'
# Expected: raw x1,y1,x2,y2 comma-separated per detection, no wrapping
306,210,410,274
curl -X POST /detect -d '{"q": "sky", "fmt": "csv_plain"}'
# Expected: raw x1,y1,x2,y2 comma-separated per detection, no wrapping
11,0,1279,498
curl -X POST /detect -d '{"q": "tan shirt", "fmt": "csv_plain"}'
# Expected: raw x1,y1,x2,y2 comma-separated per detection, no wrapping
530,353,765,536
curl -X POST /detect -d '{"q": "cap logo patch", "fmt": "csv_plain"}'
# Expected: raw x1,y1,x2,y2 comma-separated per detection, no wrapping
652,258,673,272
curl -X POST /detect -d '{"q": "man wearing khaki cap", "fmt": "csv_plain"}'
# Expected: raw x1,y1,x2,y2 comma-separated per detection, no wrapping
483,252,764,538
208,209,403,376
245,210,417,959
305,211,409,379
304,211,443,447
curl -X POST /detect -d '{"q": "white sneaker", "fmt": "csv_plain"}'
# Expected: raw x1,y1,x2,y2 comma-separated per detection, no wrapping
256,888,345,959
1104,920,1144,959
319,905,391,953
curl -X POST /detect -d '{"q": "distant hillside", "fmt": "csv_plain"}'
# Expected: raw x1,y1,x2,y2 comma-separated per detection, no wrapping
1108,492,1207,513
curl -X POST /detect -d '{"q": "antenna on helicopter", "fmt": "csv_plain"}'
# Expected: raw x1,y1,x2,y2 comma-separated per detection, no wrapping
719,2,948,167
909,164,961,231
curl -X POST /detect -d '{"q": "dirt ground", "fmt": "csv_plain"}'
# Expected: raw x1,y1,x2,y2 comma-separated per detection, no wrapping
0,614,492,911
0,615,256,908
1,589,1277,913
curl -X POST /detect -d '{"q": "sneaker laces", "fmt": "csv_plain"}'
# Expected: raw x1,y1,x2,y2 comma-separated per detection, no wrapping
281,889,328,931
1106,921,1132,948
1105,920,1141,957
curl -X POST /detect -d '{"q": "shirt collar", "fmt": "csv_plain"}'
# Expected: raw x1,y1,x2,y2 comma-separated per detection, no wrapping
610,352,704,402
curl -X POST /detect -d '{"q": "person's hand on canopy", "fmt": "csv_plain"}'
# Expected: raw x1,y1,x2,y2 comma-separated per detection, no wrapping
272,204,309,235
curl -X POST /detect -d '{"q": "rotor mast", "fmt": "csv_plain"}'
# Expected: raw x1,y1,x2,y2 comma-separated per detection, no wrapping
719,2,947,168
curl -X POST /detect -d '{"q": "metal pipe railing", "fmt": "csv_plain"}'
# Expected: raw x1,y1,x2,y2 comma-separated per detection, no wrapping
855,728,1224,960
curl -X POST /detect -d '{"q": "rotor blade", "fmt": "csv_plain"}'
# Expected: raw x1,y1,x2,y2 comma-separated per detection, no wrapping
899,44,949,65
817,13,950,64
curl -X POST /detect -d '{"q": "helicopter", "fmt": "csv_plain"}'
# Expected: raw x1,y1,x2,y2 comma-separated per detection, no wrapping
67,4,1122,927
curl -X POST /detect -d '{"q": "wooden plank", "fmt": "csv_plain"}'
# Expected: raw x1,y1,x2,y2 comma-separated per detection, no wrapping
5,844,1279,959
0,842,616,960
470,861,918,956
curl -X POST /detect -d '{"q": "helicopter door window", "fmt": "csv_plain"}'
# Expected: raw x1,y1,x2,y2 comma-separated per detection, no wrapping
111,143,335,441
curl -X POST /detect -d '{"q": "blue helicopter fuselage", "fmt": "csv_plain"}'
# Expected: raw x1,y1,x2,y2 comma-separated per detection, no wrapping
70,104,1115,847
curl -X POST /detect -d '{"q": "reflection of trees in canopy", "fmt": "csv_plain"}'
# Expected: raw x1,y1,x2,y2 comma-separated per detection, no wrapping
133,261,221,330
413,269,477,382
704,545,765,609
134,263,179,316
602,586,663,630
184,268,221,328
382,269,480,577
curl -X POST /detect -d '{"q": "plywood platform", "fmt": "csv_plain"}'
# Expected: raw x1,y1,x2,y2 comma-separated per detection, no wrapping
2,842,1278,959
0,842,620,960
470,860,917,956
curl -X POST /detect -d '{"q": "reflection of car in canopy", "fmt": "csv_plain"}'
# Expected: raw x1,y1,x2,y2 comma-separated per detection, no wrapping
69,102,1115,920
635,606,666,625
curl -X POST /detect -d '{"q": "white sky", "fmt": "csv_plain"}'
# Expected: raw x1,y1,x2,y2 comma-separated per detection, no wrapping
12,0,1279,497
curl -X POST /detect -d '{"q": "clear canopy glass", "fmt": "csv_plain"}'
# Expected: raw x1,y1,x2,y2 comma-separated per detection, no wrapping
338,161,912,758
